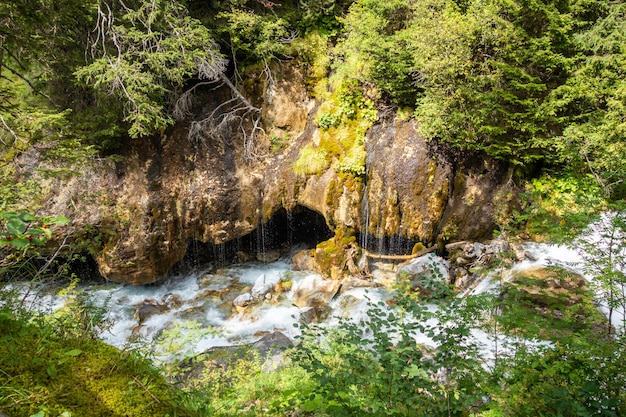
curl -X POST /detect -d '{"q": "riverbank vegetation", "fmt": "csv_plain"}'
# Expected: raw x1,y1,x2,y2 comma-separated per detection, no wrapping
2,0,626,196
2,0,626,415
1,209,625,416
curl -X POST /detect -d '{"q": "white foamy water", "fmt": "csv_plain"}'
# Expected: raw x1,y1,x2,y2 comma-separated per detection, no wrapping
4,215,624,364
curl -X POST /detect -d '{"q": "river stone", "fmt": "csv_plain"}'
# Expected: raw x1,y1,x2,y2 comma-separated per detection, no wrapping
251,330,293,358
175,331,294,386
291,274,341,309
292,249,316,271
298,302,332,324
233,293,252,307
251,273,280,300
452,267,472,291
133,299,168,324
396,253,451,298
256,250,281,263
505,265,587,307
339,276,376,293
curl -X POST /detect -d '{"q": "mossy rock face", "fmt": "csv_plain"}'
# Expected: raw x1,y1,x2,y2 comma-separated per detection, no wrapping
505,265,587,308
312,228,357,279
364,119,517,243
499,265,607,341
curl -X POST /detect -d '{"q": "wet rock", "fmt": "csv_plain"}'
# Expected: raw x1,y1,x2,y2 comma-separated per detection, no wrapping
291,274,341,309
251,274,280,300
449,237,514,269
339,276,376,293
511,243,537,262
452,267,472,291
505,265,587,307
274,279,293,295
256,250,281,263
162,292,183,308
397,253,451,298
175,331,294,386
461,242,479,259
298,303,332,324
134,299,168,324
484,238,510,255
233,293,252,307
292,249,316,271
235,251,252,262
251,331,293,359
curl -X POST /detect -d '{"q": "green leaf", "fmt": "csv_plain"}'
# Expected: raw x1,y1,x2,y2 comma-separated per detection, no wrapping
51,216,70,225
63,349,83,357
0,211,19,219
10,238,29,248
19,213,37,222
6,218,26,235
46,363,58,378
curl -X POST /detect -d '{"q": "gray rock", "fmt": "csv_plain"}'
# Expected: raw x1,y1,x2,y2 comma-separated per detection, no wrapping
133,299,167,324
251,274,279,300
397,253,451,298
233,293,252,307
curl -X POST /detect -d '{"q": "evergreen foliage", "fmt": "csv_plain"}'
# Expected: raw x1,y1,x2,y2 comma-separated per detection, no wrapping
2,0,626,415
74,0,227,138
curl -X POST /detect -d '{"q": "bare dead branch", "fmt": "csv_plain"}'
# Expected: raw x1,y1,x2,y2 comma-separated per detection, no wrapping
0,114,18,145
218,72,261,113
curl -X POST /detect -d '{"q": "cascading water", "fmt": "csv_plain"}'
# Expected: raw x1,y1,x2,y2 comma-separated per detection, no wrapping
360,170,370,251
3,212,622,366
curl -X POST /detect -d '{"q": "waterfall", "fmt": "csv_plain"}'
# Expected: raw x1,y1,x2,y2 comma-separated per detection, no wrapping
360,173,370,251
5,212,623,365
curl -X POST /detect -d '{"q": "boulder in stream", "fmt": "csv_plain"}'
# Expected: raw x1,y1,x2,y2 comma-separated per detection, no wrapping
396,253,451,298
291,274,341,309
292,249,316,271
256,250,281,263
233,293,252,308
134,299,168,324
251,274,279,300
175,331,294,387
505,265,587,307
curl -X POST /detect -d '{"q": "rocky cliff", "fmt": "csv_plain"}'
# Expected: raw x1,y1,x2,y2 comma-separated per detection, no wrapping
34,61,518,284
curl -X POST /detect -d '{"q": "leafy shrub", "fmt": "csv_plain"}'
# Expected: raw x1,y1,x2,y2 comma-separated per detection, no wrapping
511,173,604,241
317,112,339,130
291,294,486,416
488,339,626,416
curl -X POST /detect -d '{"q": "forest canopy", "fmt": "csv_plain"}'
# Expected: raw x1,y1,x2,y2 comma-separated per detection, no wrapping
0,0,625,196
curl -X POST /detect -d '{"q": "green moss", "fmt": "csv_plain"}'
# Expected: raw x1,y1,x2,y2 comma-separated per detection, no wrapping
0,311,183,417
412,242,426,254
293,144,329,175
322,178,337,219
295,73,375,181
292,31,332,97
313,227,357,278
498,266,608,342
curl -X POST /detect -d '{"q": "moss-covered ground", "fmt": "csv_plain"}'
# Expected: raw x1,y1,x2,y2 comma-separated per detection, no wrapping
0,309,186,417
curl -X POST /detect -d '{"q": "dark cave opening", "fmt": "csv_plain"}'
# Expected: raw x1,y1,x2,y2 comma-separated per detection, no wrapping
176,205,333,271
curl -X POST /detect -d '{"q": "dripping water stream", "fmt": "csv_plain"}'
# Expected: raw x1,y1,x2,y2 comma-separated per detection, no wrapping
3,215,623,365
